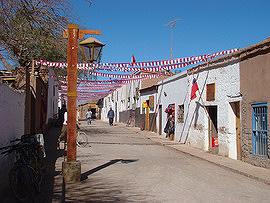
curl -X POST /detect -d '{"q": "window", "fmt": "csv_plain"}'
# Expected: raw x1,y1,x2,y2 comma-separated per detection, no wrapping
252,102,268,156
206,83,215,101
178,105,184,123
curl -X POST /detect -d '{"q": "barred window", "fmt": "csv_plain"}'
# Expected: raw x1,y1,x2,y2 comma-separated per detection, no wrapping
178,105,184,123
252,102,268,157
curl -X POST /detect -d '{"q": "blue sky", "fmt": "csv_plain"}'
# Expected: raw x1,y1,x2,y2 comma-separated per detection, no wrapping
1,0,269,70
70,0,270,64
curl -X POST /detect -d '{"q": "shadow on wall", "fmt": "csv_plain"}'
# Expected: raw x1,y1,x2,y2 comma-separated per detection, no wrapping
194,101,203,126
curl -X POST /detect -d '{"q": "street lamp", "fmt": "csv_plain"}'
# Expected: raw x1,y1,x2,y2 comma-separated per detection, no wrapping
79,37,105,62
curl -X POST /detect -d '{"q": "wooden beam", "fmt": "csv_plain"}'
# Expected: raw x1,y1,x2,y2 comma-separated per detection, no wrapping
78,30,102,39
62,29,102,39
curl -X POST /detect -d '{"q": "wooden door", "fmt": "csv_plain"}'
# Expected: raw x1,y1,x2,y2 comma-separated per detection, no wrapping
236,102,241,160
115,102,118,122
146,106,150,131
231,102,241,160
159,105,162,135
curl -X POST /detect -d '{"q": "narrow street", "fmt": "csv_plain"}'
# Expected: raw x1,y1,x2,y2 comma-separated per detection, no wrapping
40,120,270,203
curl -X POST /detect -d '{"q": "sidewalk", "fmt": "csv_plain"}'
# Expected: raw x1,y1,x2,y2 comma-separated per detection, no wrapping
118,122,270,186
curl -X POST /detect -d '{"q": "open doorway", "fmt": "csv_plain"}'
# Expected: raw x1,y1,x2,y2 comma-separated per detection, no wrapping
159,105,162,135
115,102,118,122
91,108,96,119
206,106,218,154
230,101,241,160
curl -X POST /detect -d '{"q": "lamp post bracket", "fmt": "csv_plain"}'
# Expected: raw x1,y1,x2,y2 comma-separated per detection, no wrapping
62,29,102,39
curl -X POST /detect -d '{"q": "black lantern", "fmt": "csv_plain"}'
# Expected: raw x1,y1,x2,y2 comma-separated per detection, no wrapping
79,37,105,62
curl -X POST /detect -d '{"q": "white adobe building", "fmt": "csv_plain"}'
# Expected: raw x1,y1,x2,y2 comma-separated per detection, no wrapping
157,53,241,159
101,80,141,123
46,69,60,124
157,71,189,140
101,52,241,160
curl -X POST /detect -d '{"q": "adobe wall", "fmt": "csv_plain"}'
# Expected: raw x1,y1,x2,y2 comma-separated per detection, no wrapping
240,50,270,168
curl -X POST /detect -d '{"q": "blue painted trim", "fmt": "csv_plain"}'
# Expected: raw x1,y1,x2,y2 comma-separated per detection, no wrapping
252,107,256,154
251,102,268,155
251,102,267,107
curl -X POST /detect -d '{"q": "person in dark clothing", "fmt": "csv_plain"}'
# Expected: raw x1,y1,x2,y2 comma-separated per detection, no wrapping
107,107,115,126
164,115,174,139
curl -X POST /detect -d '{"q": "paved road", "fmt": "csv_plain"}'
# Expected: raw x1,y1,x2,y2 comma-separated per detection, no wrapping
48,120,270,203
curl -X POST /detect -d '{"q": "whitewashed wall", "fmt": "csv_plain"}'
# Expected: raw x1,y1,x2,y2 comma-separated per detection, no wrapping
186,62,240,159
46,69,59,123
101,80,140,122
0,84,25,196
157,71,189,141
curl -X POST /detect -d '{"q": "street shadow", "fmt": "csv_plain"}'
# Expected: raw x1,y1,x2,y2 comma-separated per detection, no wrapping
64,175,151,203
36,126,65,202
81,159,138,181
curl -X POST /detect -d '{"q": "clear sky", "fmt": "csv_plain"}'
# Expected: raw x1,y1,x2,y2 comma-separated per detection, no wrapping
69,0,270,64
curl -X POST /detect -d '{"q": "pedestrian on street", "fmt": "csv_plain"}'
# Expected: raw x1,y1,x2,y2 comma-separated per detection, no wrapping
107,107,115,126
58,111,67,148
86,109,92,125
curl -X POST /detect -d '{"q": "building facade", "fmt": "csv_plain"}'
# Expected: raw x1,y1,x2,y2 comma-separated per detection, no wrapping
186,56,241,159
100,38,270,168
239,38,270,168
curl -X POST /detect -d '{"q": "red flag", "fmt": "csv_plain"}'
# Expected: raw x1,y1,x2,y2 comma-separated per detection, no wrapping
190,78,198,100
132,55,136,63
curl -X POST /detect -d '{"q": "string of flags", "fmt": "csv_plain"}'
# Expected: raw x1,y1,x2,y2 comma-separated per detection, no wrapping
43,48,239,101
35,48,238,72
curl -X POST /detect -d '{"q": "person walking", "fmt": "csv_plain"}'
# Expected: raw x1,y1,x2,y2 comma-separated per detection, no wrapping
86,109,92,125
107,107,115,126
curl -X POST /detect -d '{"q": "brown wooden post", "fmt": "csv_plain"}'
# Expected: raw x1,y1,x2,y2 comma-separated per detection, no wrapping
62,26,102,182
66,24,79,162
146,105,150,131
24,68,31,134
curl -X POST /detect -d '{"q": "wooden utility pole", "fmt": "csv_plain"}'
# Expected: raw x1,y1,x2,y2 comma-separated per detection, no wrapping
66,24,79,161
63,25,102,162
62,24,101,181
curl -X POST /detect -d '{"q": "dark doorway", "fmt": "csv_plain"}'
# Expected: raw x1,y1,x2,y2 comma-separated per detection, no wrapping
115,102,118,122
159,105,162,135
206,106,218,154
91,108,96,119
